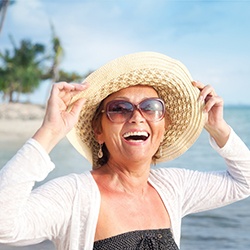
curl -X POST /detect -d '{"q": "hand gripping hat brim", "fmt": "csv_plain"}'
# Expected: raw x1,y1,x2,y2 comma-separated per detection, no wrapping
67,51,205,168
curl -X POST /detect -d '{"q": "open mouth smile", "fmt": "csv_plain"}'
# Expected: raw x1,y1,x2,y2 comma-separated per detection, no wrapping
123,131,150,142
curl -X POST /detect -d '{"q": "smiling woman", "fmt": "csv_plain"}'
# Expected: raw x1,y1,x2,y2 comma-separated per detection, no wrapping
67,52,205,168
92,85,166,167
0,51,250,250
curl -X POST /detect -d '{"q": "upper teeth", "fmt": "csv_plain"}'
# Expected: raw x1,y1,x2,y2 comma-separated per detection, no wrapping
123,131,149,138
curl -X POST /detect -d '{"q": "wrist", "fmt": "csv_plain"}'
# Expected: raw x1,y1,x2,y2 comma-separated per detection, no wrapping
32,125,64,153
205,121,231,148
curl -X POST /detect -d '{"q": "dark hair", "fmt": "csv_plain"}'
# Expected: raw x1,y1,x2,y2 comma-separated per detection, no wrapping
91,99,110,166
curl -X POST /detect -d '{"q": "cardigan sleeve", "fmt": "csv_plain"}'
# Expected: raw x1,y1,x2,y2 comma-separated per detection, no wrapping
150,129,250,247
0,139,76,246
181,128,250,216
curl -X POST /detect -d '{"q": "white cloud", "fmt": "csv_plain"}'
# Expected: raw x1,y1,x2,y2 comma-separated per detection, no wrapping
10,0,49,37
1,0,250,105
39,1,146,72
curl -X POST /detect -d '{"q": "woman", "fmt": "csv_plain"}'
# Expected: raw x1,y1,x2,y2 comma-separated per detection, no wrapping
0,52,249,250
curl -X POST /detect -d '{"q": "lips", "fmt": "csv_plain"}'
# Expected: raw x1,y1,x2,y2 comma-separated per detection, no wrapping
123,131,149,141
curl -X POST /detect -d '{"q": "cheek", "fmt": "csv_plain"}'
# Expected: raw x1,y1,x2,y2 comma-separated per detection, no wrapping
158,120,166,142
94,116,109,143
100,118,122,143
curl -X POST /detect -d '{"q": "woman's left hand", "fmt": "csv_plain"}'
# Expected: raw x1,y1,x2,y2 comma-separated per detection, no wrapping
192,81,231,147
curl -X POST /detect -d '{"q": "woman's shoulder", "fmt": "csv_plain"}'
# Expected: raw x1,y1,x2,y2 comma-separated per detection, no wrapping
150,167,189,178
149,167,196,188
35,171,98,199
54,171,97,190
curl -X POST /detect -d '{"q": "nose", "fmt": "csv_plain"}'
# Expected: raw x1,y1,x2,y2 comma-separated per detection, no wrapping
128,109,146,123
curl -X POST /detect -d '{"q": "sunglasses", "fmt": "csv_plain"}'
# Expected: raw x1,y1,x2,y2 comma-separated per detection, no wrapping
102,98,165,123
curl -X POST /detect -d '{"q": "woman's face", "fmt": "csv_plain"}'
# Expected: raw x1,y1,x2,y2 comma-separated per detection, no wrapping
96,86,166,165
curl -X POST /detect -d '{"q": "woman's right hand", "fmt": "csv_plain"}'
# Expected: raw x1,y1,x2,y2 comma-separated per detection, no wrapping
33,82,88,153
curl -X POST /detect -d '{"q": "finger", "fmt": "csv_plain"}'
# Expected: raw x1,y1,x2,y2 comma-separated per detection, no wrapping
203,96,223,112
192,81,207,101
58,82,89,98
49,82,71,101
201,85,216,99
50,82,66,96
54,82,72,91
72,82,89,91
69,98,86,117
192,81,217,102
66,99,86,127
192,80,205,90
65,82,89,106
52,82,79,96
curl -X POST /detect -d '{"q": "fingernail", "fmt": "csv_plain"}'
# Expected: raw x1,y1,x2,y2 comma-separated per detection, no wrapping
203,108,207,113
199,95,204,102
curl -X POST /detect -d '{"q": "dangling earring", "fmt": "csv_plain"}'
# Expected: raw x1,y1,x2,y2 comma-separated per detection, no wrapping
98,143,103,158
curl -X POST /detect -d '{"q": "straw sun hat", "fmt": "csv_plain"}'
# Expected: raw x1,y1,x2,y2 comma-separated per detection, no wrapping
67,51,205,168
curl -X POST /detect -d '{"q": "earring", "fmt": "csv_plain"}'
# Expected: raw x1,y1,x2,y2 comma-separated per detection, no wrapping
98,143,103,158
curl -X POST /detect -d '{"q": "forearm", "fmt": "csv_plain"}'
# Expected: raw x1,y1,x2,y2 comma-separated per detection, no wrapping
182,129,250,216
0,139,77,245
32,125,64,154
205,119,231,148
210,128,250,189
0,139,54,186
0,139,55,241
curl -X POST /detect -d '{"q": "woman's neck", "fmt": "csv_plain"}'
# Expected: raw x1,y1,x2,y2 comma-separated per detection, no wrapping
93,160,151,197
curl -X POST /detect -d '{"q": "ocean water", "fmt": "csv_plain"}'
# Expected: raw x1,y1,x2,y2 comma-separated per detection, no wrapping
0,106,250,250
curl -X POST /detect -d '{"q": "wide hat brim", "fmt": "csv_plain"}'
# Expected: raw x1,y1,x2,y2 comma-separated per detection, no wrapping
67,51,205,168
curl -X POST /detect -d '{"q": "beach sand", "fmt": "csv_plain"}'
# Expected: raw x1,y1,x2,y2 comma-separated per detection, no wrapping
0,103,45,142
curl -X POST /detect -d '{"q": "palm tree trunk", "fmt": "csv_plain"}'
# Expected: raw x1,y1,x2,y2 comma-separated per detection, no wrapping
0,0,10,35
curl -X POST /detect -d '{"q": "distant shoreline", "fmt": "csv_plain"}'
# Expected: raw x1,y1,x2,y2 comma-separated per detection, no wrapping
0,103,44,142
1,102,249,143
224,104,250,108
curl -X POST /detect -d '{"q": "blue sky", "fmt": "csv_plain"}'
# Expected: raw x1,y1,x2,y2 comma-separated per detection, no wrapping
1,0,250,105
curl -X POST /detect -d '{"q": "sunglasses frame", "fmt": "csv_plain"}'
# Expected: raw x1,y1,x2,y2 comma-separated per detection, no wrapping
101,97,166,123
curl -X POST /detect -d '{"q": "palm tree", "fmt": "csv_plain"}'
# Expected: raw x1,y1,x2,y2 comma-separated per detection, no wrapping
50,22,64,83
43,22,64,103
0,0,15,35
0,38,47,102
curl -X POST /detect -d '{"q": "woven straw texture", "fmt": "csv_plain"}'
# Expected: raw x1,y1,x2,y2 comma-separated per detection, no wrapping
67,52,205,168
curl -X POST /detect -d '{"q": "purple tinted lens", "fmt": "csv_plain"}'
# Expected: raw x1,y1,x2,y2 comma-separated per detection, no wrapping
106,98,165,123
107,100,133,122
139,99,164,121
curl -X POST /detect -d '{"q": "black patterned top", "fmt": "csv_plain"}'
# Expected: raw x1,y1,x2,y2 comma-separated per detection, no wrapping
93,228,179,249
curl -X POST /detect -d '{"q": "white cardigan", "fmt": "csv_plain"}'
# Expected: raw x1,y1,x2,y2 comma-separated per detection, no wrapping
0,129,250,249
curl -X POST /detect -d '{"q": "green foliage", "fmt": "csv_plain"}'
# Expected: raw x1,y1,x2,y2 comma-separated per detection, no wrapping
0,27,90,103
57,70,93,83
0,38,47,102
0,3,90,103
